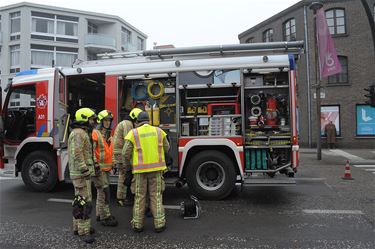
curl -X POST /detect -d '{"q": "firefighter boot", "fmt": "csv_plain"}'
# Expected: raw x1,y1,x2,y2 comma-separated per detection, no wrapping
155,225,166,233
74,228,96,236
80,233,95,244
101,215,118,226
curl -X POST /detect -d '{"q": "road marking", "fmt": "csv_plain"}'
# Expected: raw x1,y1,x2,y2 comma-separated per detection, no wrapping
295,177,326,181
352,165,375,168
47,198,72,203
324,149,365,161
364,169,375,171
303,209,363,215
0,176,19,180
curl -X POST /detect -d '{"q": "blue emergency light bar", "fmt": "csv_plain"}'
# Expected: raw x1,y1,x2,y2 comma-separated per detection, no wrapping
15,69,38,77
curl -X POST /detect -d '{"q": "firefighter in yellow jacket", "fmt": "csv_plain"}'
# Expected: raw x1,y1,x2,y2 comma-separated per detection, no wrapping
112,108,143,206
122,111,170,233
92,110,118,226
68,108,97,244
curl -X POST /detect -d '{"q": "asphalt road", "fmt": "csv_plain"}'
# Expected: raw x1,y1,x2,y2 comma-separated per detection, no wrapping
1,149,374,249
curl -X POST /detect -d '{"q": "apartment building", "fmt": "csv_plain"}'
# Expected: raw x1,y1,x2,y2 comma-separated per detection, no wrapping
239,0,375,148
0,2,147,93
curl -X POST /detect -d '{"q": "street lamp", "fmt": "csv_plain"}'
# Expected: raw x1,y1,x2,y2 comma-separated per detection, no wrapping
309,1,323,160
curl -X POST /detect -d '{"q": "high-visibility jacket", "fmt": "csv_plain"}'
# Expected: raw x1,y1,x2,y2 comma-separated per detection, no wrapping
92,129,113,171
125,124,167,173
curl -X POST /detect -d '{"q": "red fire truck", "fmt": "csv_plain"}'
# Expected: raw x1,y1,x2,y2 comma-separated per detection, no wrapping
0,41,303,200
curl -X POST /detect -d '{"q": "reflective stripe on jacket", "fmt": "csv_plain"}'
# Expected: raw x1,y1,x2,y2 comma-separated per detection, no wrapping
92,129,113,171
125,124,167,173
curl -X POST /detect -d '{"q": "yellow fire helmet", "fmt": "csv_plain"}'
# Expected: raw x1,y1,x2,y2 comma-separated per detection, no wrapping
129,108,143,120
75,108,96,123
97,109,114,123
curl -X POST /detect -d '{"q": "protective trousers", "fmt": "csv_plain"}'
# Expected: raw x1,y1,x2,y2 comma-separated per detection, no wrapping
72,178,92,236
131,171,165,229
92,171,111,220
116,168,126,200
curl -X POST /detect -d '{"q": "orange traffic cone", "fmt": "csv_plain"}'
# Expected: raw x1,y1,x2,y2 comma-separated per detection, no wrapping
342,160,354,180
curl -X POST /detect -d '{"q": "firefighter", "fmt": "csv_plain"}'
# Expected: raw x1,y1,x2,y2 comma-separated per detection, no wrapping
92,110,118,226
112,108,143,207
122,111,170,233
68,107,97,244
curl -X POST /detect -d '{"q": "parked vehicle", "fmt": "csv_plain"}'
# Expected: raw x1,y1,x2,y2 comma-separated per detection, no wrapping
0,41,303,199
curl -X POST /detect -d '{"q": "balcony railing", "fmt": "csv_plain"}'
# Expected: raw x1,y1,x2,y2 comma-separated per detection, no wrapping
84,34,116,52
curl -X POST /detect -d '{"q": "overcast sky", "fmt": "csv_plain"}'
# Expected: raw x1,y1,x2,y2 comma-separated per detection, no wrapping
2,0,301,48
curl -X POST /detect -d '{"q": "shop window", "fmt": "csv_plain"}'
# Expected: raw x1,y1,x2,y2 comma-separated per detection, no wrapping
356,105,375,136
320,105,340,137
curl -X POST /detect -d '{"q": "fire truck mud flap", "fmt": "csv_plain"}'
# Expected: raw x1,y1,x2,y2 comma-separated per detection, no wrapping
186,150,236,200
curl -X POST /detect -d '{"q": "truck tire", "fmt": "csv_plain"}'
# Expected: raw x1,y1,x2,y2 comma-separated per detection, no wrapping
186,150,236,200
21,151,57,192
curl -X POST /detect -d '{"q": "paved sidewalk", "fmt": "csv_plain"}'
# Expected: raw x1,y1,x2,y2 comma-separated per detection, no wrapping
299,147,375,164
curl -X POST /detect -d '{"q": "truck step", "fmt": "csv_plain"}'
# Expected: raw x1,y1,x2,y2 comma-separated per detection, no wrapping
243,177,296,186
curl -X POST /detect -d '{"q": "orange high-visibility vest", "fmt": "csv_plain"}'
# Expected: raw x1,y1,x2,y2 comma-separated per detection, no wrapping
92,129,113,171
125,124,167,173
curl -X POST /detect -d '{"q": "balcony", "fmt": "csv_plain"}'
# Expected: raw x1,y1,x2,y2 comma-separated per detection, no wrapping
84,34,116,53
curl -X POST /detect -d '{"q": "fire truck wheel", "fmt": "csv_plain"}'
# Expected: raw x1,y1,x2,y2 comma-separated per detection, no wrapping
186,150,236,200
21,151,57,192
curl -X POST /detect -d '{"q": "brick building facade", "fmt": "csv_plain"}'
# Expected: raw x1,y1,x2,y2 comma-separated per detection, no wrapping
239,0,375,148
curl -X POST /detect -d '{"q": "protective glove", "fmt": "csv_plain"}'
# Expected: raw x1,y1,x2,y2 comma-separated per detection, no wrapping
124,170,133,187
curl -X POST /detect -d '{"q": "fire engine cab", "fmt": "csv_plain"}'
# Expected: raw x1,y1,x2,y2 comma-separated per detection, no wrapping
0,41,303,200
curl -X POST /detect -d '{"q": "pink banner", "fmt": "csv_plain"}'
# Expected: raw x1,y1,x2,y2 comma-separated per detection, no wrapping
316,8,342,79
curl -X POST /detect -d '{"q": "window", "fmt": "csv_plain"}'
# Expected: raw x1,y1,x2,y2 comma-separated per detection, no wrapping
283,18,296,41
356,105,375,136
88,22,98,34
245,37,254,43
326,8,346,35
57,21,78,36
10,11,21,40
262,29,273,42
31,50,54,67
5,84,36,140
56,52,77,67
137,37,144,50
121,27,132,45
328,56,348,84
10,45,20,72
320,105,340,136
30,44,78,68
30,12,78,42
32,17,54,34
